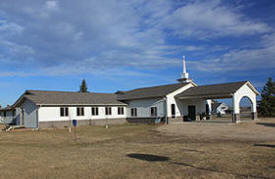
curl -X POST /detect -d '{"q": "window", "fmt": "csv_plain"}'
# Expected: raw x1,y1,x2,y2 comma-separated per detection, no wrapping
131,108,137,117
171,104,175,118
91,107,99,116
105,107,112,115
77,107,85,116
60,107,69,117
150,107,157,117
3,111,6,117
118,107,124,115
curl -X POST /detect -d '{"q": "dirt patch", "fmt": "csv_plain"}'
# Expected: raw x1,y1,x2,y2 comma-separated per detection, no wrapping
158,118,275,142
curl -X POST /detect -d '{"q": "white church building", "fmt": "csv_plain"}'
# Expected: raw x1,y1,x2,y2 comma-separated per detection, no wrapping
0,57,259,128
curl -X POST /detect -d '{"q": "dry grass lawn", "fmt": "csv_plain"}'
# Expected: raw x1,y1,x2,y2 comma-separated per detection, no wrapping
1,118,275,179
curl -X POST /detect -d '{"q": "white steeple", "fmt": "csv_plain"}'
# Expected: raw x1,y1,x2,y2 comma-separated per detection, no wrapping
181,56,189,79
178,56,192,83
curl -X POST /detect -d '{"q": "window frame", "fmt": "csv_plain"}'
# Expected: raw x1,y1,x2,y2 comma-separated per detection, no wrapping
60,107,69,117
118,107,124,115
91,107,99,116
76,107,85,116
105,107,112,115
171,104,176,118
150,107,157,117
131,108,137,117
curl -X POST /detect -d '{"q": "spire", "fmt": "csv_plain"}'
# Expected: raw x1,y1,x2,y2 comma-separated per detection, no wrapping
181,56,189,79
177,56,192,83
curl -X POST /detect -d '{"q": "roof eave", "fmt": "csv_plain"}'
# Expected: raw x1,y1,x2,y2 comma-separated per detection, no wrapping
176,93,234,100
245,81,260,95
117,95,165,101
37,103,127,106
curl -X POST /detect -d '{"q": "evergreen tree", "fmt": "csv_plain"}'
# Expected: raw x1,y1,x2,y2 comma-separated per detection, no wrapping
258,77,275,117
79,79,88,93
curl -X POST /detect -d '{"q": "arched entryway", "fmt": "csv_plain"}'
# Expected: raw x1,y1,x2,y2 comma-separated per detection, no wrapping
239,96,254,121
232,93,257,122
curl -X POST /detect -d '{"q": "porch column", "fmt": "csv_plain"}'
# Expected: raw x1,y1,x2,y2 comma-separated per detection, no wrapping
251,94,258,120
232,94,240,123
206,100,212,120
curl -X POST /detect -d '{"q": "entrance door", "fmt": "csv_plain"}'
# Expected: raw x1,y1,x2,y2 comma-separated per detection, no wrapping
188,105,196,121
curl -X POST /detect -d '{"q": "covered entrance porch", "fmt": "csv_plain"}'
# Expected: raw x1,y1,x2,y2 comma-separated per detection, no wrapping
175,81,259,123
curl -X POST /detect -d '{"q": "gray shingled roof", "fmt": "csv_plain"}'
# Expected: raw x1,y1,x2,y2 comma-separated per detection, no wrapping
117,83,190,100
176,81,248,99
15,90,126,106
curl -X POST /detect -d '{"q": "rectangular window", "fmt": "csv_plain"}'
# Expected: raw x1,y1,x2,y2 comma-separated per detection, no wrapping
131,108,137,117
105,107,112,115
77,107,85,116
171,104,175,118
118,107,124,115
91,107,99,116
60,107,69,117
150,107,157,117
3,111,6,117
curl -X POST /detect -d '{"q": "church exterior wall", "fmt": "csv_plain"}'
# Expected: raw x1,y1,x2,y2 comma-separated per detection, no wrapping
125,98,166,118
38,106,127,122
166,83,195,118
38,118,127,128
38,105,127,128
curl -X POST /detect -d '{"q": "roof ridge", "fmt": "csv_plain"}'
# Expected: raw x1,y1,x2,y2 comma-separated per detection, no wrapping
26,90,115,95
195,81,248,87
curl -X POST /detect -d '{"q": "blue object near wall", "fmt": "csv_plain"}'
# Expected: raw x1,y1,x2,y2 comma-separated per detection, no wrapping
72,120,77,127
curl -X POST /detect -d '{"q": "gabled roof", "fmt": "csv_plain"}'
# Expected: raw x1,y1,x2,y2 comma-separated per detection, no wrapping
176,81,258,99
117,83,191,100
13,90,126,106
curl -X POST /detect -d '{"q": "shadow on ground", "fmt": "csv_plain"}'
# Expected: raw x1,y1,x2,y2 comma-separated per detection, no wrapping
256,122,275,128
127,153,169,162
127,153,270,179
254,144,275,148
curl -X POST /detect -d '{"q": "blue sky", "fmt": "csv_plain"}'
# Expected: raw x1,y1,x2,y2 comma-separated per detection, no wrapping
0,0,274,106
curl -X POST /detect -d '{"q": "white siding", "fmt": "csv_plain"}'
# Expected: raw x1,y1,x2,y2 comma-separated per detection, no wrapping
126,98,166,118
233,83,257,114
21,99,38,128
180,99,208,115
166,83,195,118
38,106,127,122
